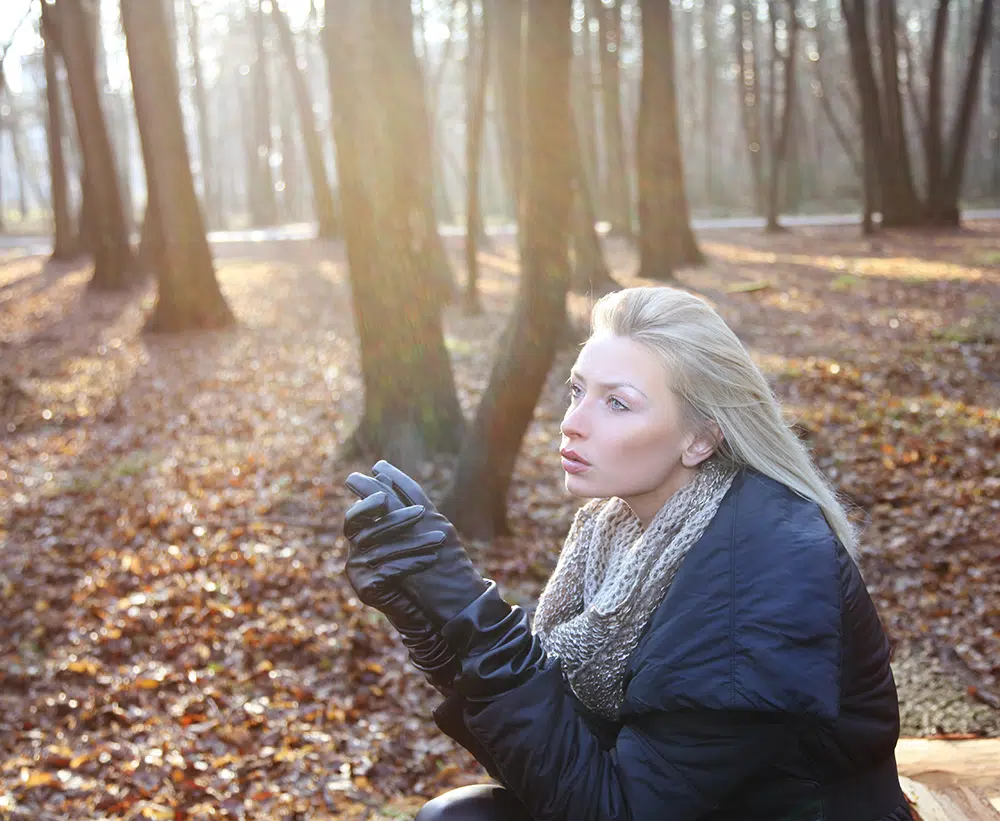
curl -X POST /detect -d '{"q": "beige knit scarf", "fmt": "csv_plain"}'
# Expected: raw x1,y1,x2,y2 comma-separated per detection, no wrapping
532,460,737,721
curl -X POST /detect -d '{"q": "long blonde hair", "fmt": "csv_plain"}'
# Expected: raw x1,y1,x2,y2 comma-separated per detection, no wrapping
591,286,858,557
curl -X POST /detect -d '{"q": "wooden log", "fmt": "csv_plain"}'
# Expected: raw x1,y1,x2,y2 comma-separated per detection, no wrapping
900,776,1000,821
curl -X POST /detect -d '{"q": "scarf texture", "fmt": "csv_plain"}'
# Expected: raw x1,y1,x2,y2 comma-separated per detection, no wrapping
532,460,738,720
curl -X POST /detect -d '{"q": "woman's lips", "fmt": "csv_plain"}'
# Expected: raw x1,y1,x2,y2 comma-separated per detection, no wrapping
560,449,590,474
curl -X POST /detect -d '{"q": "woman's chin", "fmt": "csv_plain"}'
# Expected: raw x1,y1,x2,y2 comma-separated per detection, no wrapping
564,473,597,497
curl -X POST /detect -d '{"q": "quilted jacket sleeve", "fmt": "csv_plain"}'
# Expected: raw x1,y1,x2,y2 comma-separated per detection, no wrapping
431,691,506,783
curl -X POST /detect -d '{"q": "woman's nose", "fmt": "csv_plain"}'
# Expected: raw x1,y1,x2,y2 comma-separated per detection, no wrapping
560,404,586,438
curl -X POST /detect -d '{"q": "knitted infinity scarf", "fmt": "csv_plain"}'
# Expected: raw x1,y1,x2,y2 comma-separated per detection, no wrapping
532,460,737,721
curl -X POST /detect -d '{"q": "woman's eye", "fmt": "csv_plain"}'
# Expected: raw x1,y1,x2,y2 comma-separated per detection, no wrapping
609,396,629,412
568,383,583,402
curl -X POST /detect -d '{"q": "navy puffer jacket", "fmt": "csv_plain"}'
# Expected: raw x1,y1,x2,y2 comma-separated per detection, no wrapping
432,469,913,821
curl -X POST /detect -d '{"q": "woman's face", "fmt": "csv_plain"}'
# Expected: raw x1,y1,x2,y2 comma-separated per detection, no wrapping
560,333,708,526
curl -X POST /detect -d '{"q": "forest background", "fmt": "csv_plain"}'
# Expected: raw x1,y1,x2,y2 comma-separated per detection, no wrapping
0,0,998,818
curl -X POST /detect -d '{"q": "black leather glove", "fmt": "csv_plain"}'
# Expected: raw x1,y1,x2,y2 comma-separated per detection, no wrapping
343,479,459,689
347,464,549,704
345,461,488,628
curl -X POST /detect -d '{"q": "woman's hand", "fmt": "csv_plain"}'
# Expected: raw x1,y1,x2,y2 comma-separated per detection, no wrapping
345,462,549,703
344,461,488,629
342,477,459,689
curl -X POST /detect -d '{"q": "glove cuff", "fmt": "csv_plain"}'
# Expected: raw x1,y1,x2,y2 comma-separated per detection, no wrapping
440,580,548,701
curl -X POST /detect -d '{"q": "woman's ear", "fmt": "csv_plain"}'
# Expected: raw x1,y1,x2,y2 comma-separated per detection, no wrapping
681,422,724,468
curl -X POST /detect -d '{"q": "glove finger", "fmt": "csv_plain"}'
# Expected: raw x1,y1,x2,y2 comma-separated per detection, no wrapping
345,472,404,511
345,491,388,521
352,505,426,551
357,532,445,567
344,492,389,539
372,460,433,508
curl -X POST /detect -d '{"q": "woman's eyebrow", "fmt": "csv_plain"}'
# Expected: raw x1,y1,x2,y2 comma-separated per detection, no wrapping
569,371,648,398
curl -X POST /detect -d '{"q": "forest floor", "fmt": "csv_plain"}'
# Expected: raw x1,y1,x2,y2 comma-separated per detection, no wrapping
1,224,998,820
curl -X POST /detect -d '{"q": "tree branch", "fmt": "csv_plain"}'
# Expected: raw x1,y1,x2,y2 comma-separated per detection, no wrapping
0,0,39,94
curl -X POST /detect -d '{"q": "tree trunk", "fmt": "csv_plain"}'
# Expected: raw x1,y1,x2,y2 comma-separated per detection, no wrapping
277,87,298,221
636,0,703,280
575,6,600,209
371,0,456,303
185,0,219,229
49,0,133,289
992,21,1000,196
764,0,800,232
112,93,135,237
422,0,461,228
250,0,278,226
934,0,995,225
592,0,632,237
271,0,339,237
121,0,234,332
874,0,922,225
736,0,765,214
465,0,490,315
702,0,717,203
810,10,863,179
42,4,76,260
0,132,4,232
241,78,257,224
676,1,697,200
7,125,27,219
841,0,888,232
442,0,574,540
322,0,464,465
569,110,617,296
490,0,526,221
923,0,951,214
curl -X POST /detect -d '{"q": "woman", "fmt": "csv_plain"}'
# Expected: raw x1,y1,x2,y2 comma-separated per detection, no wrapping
342,286,913,821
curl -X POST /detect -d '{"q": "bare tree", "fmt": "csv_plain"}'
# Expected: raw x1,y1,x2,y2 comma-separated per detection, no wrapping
841,0,993,227
121,0,234,332
250,0,278,226
185,0,219,229
841,0,922,226
0,4,33,96
48,0,134,290
569,110,618,296
419,0,462,227
636,0,703,280
765,0,801,231
702,0,719,202
270,0,338,238
41,3,76,259
373,0,456,302
590,0,632,237
809,4,863,180
443,0,575,539
922,0,995,224
735,0,766,214
464,0,490,315
322,0,463,463
489,0,526,219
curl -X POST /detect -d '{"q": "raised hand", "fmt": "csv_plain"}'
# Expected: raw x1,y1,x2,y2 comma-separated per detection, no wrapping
345,463,549,703
344,461,488,628
342,477,458,689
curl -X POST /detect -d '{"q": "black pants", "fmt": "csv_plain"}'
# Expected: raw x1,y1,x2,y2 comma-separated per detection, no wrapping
412,785,830,821
414,785,534,821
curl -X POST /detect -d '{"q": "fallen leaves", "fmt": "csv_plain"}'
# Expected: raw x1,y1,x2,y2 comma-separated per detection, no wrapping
0,227,998,818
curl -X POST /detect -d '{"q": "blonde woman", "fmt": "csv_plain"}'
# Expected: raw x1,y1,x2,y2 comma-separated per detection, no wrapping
343,287,913,821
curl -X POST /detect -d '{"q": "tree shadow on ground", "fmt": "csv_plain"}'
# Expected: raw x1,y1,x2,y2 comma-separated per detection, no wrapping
0,255,82,298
